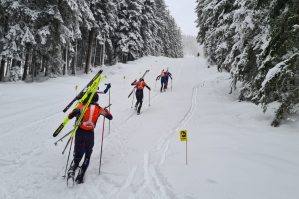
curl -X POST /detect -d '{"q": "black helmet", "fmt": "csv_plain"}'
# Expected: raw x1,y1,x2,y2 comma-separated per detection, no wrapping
139,78,144,81
92,93,99,102
85,93,98,103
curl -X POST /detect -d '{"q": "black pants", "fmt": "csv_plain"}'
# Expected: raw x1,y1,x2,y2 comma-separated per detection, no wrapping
70,128,94,175
135,89,143,113
161,77,167,91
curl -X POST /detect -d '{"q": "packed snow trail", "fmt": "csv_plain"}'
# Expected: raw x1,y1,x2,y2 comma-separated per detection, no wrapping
0,56,299,199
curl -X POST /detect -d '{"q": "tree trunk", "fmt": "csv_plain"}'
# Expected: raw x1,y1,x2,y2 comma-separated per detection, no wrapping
85,28,96,74
63,45,68,75
0,58,6,81
78,39,85,70
66,44,70,74
93,38,97,67
5,58,11,77
22,51,30,81
72,39,77,75
102,41,105,66
31,50,37,82
45,58,49,77
98,44,102,67
40,56,45,73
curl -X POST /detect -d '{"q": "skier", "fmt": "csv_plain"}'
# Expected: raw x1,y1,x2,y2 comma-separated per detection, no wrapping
156,69,172,92
67,93,113,184
164,69,173,90
156,69,166,92
131,78,151,115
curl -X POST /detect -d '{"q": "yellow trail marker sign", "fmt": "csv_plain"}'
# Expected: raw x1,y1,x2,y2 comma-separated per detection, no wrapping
180,130,188,142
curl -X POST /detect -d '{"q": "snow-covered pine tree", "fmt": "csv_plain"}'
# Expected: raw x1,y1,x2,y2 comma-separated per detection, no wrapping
154,0,183,58
90,0,118,66
153,0,167,56
114,0,130,63
165,15,183,58
253,0,299,126
125,0,144,61
0,0,183,80
141,0,158,56
196,0,299,126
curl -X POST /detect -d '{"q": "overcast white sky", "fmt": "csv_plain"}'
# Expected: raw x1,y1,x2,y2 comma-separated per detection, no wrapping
164,0,198,36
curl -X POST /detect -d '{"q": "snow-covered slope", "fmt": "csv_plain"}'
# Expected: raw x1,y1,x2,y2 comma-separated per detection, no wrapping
0,56,298,199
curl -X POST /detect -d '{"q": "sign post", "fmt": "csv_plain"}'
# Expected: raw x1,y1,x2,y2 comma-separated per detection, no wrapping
180,130,188,165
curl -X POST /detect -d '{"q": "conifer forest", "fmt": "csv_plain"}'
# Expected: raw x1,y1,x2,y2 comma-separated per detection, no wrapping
0,0,183,81
196,0,299,126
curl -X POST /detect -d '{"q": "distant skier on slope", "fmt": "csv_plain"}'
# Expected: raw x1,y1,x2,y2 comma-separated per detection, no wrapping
164,68,172,90
131,78,151,115
67,93,113,184
156,69,172,92
156,69,166,92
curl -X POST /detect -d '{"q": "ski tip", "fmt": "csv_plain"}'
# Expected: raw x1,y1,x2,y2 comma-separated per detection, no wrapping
98,69,103,74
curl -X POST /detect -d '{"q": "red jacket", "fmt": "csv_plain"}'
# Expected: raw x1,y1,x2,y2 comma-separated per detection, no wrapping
69,103,112,131
131,80,151,91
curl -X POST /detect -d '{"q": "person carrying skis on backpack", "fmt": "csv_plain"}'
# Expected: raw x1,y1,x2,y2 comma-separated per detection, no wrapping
164,68,172,90
156,69,167,92
131,78,151,115
67,92,113,184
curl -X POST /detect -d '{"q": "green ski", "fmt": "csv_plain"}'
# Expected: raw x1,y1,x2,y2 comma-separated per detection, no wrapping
53,75,105,137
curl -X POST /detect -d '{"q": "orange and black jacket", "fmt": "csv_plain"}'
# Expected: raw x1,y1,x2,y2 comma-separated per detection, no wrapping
68,103,112,131
131,80,151,91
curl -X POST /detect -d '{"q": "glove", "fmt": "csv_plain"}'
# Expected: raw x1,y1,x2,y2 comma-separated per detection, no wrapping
103,84,111,94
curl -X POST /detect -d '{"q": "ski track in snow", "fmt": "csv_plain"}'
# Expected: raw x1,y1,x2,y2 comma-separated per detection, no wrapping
104,58,200,199
157,85,199,167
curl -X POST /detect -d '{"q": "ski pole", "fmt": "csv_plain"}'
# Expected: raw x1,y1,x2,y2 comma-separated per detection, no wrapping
62,136,73,154
154,80,157,90
63,136,73,178
149,90,151,106
131,88,135,108
108,88,111,134
99,118,106,175
54,130,72,146
171,78,173,92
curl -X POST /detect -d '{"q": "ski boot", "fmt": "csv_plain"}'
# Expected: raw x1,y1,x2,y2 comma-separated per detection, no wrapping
67,167,75,187
75,168,85,184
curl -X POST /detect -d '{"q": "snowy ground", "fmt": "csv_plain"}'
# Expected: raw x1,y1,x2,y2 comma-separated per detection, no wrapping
0,56,299,199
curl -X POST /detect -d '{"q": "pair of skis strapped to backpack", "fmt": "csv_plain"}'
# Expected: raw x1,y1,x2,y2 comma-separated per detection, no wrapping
128,70,150,98
53,70,104,138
